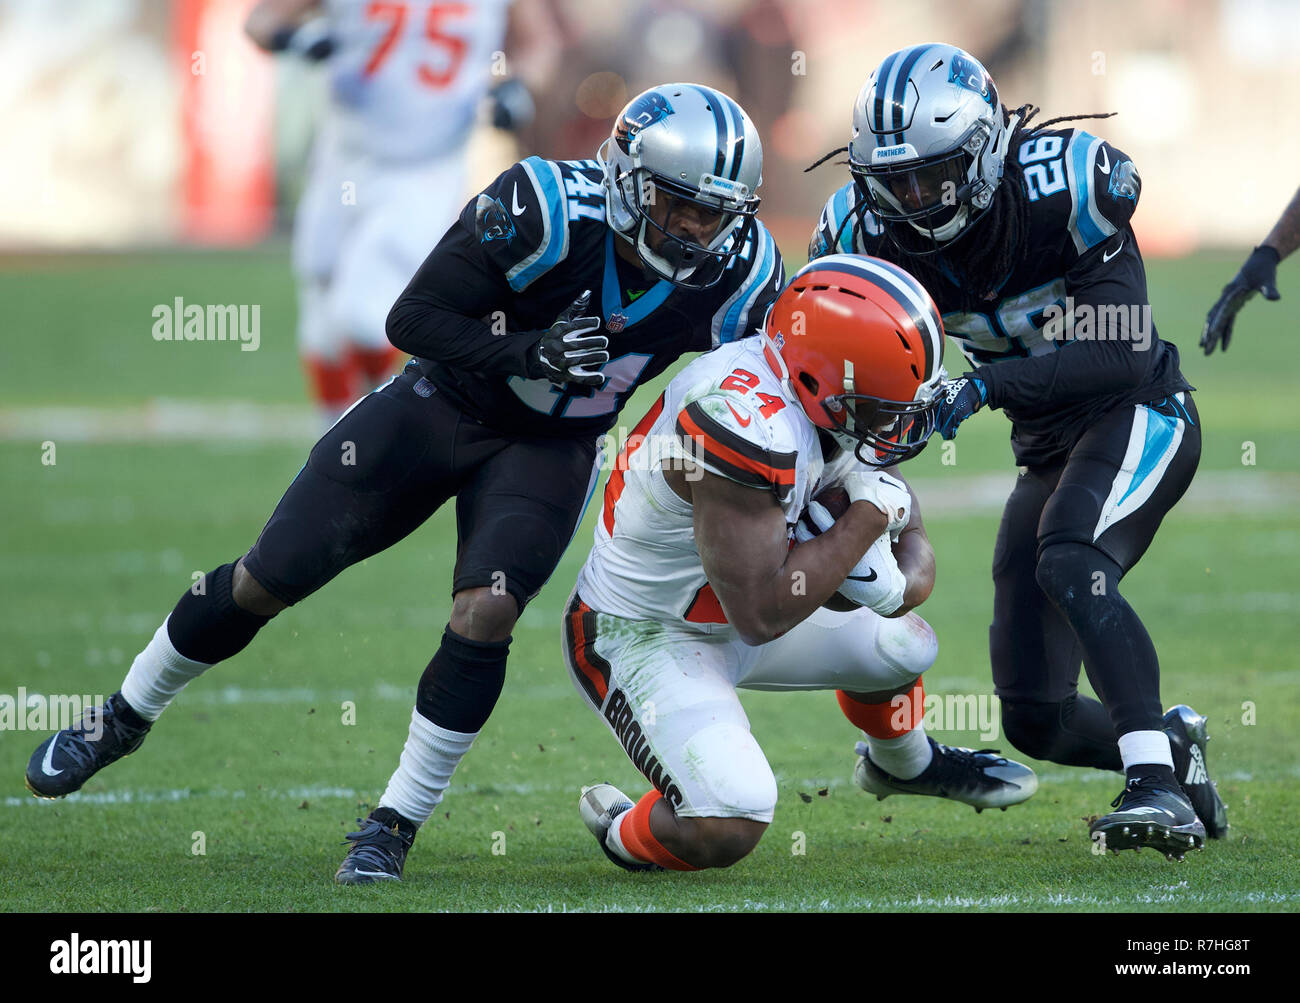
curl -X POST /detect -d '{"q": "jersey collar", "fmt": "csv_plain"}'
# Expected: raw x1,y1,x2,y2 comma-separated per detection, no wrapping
603,230,674,326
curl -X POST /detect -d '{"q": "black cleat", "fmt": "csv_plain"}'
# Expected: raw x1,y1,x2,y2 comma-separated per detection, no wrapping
1164,704,1228,838
25,691,151,799
853,738,1038,810
335,808,417,884
579,783,662,872
1090,776,1206,859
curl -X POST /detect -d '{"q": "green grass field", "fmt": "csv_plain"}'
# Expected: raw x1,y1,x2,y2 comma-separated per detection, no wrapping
1,248,1296,912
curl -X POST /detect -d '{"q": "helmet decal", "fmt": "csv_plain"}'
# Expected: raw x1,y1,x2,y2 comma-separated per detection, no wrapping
615,91,674,152
947,52,998,107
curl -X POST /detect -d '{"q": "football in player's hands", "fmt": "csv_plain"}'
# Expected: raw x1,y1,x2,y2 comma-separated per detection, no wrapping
801,485,851,527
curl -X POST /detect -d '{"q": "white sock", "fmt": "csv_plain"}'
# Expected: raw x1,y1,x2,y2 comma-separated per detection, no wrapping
378,709,477,826
866,727,933,780
605,810,643,866
119,616,212,722
1118,729,1174,771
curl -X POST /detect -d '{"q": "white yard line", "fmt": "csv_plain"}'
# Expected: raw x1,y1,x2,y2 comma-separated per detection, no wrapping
515,890,1300,912
0,400,321,443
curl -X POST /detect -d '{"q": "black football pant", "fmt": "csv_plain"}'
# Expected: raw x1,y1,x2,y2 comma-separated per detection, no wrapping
992,393,1201,768
241,368,601,611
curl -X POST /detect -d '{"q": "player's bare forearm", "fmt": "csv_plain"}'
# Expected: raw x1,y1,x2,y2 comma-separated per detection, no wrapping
891,526,935,617
1262,186,1300,261
245,0,320,49
691,471,887,645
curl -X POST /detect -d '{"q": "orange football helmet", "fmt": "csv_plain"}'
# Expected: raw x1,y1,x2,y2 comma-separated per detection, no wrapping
761,253,945,465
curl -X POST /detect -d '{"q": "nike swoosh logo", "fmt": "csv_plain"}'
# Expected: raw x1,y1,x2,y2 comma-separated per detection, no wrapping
625,288,647,301
41,740,63,777
511,183,525,216
725,402,751,427
1098,147,1111,174
1102,239,1124,263
846,569,878,582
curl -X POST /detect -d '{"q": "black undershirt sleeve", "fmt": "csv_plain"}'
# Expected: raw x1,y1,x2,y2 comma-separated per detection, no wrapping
973,232,1153,413
385,221,542,379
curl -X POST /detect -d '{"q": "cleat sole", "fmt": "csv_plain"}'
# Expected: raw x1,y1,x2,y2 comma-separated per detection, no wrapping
24,777,63,800
1091,818,1206,857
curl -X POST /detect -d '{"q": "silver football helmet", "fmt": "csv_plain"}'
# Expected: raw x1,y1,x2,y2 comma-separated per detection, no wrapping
849,44,1016,254
597,83,763,288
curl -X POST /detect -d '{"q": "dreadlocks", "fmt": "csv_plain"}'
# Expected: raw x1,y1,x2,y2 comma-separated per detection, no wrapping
805,105,1117,313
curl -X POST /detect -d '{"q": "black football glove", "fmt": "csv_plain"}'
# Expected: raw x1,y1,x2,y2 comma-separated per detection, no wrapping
934,375,986,440
530,290,607,388
1201,245,1281,356
489,78,535,133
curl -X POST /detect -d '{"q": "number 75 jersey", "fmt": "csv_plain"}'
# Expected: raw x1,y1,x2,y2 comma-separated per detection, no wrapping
323,0,510,161
577,337,831,634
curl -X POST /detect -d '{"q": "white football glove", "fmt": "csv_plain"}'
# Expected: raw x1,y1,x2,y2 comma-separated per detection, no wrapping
835,531,907,615
842,470,911,540
793,512,907,616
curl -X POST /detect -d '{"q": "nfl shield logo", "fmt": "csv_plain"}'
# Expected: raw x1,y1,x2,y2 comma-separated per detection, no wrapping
607,313,628,332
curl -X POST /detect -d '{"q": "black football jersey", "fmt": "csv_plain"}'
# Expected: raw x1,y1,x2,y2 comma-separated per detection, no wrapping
389,156,784,440
810,128,1191,466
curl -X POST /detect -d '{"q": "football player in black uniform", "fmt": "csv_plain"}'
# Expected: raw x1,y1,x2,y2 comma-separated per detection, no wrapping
25,83,783,883
809,44,1225,858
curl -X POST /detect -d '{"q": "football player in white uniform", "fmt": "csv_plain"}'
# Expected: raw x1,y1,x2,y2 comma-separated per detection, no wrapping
567,255,1037,872
247,0,534,422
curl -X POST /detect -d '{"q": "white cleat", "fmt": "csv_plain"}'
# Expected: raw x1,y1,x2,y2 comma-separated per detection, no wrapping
579,783,661,872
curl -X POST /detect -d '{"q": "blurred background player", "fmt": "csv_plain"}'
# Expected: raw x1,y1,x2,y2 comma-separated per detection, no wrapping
246,0,561,423
1201,184,1300,356
571,257,1036,873
808,44,1225,859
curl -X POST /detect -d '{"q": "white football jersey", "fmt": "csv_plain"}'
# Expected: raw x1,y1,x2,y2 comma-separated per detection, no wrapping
322,0,510,161
578,338,860,635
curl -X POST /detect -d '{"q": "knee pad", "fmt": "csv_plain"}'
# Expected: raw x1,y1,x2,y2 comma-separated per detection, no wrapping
681,722,777,822
873,613,939,685
415,627,510,733
1034,541,1115,610
167,561,275,664
1000,699,1064,762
